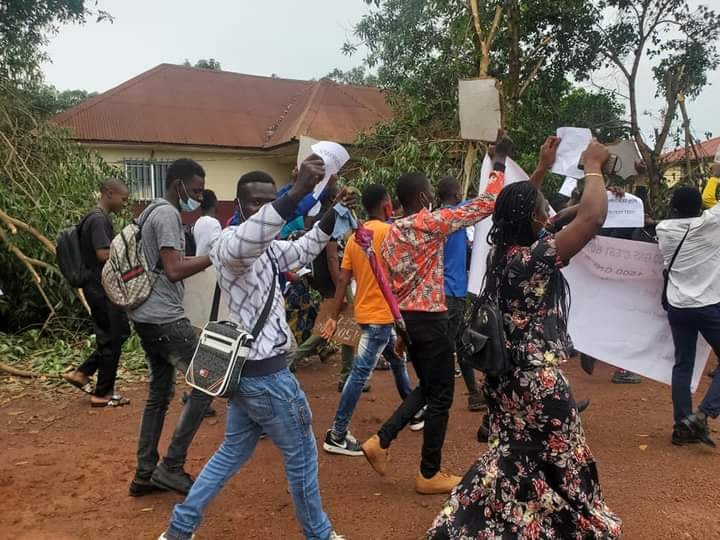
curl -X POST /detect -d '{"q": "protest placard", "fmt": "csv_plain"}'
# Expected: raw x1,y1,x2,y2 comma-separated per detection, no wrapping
559,177,578,197
312,300,361,347
467,155,528,295
551,127,592,179
458,78,502,142
183,267,230,329
562,235,709,391
607,140,642,179
603,192,644,228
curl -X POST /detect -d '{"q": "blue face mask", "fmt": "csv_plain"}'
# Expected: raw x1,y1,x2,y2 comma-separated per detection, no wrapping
178,183,201,213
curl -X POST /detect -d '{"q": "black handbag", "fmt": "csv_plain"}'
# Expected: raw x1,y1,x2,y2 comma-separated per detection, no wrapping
661,226,690,311
185,260,277,398
460,293,513,378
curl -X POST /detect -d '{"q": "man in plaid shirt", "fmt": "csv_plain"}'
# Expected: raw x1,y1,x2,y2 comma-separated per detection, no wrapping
361,131,512,495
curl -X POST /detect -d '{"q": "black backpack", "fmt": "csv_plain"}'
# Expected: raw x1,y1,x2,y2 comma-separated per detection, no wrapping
56,210,99,288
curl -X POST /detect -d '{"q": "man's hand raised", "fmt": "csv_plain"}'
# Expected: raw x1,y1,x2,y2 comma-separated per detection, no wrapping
290,154,326,200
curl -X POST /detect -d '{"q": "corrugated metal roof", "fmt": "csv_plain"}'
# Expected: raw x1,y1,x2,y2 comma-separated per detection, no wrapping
52,64,393,149
662,137,720,164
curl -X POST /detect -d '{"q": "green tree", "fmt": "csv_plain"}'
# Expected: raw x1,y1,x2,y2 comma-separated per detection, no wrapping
585,0,720,197
344,0,625,197
325,67,378,86
27,85,97,117
183,58,222,70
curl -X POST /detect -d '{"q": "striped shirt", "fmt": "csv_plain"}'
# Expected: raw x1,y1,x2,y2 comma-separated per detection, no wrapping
211,200,330,361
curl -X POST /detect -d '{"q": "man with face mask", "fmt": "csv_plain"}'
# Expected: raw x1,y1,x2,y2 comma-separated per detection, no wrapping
128,158,215,498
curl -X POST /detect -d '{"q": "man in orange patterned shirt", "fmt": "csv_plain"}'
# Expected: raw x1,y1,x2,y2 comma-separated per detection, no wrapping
360,131,512,495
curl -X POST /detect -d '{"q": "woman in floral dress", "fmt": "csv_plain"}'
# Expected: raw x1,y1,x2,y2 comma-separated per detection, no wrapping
428,140,622,539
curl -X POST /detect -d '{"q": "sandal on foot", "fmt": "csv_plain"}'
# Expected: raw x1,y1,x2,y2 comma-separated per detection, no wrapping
63,372,94,394
91,395,131,408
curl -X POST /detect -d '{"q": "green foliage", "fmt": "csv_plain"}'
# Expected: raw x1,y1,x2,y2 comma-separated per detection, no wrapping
25,84,97,118
183,58,222,70
0,329,146,377
0,85,120,332
325,67,378,86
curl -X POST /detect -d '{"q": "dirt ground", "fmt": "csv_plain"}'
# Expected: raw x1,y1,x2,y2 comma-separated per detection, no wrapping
1,358,719,540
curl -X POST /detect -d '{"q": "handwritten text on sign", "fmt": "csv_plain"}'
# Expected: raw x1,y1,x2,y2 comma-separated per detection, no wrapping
563,235,709,392
312,300,360,348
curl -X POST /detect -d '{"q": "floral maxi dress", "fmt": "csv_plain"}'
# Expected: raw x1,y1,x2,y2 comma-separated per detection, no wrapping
428,237,622,539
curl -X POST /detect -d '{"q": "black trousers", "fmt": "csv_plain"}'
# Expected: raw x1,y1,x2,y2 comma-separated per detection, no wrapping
378,312,454,478
77,283,130,397
446,295,478,394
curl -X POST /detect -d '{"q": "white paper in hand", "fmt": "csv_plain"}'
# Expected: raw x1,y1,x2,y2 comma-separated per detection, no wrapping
603,192,644,228
552,127,592,179
607,140,642,179
306,141,350,216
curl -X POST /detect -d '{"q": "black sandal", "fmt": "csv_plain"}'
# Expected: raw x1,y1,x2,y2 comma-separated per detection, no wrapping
63,372,94,394
91,395,131,408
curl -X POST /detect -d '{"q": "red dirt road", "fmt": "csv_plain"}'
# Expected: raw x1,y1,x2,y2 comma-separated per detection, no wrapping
1,360,719,540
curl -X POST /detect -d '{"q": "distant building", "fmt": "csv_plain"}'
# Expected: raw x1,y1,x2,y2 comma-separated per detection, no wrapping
53,63,392,221
662,136,720,186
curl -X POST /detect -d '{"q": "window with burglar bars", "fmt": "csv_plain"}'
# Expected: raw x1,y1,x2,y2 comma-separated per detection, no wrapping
123,159,173,200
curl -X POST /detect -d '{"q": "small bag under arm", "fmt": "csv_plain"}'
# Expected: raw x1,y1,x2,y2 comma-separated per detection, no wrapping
185,259,278,398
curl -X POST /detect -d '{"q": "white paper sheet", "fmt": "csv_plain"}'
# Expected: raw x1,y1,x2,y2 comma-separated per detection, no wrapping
604,192,644,228
458,78,502,142
607,140,642,179
296,135,319,169
551,127,592,179
467,155,528,294
306,141,350,216
562,236,709,392
559,177,578,197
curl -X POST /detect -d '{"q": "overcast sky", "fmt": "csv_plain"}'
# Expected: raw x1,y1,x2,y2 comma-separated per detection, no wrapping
42,0,718,150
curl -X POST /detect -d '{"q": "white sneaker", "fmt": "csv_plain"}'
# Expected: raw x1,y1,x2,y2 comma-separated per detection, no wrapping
330,532,347,540
158,533,194,540
409,406,427,432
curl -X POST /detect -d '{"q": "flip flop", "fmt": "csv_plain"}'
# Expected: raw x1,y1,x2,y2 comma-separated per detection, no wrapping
91,395,131,408
63,373,94,395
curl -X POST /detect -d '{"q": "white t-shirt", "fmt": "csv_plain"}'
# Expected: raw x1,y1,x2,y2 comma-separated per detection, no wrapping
192,215,222,257
657,204,720,308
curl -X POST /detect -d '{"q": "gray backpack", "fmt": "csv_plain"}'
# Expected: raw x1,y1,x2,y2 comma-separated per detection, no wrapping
101,202,166,309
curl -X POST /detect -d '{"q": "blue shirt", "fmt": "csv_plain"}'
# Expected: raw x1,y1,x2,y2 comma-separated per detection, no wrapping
228,182,324,227
443,203,469,298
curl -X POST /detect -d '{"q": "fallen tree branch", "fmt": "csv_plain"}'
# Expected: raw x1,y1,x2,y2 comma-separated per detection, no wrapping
0,361,40,378
0,209,56,253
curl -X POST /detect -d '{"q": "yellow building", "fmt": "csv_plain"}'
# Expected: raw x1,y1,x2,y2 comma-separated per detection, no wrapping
662,137,720,187
53,63,392,220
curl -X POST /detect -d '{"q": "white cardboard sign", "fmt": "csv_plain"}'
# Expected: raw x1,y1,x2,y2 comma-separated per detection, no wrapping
562,236,709,392
467,155,528,295
458,78,502,142
559,177,578,197
607,140,642,179
603,192,644,228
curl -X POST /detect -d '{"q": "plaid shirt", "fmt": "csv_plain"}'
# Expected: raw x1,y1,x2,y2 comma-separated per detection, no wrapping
381,171,505,312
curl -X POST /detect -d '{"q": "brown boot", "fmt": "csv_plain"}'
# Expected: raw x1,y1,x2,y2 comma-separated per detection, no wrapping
361,435,389,476
415,470,461,495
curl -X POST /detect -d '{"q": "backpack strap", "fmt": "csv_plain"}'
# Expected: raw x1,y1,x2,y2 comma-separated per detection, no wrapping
250,257,278,340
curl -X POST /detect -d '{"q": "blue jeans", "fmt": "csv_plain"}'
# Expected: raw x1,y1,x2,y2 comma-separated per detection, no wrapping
166,368,332,540
668,304,720,424
332,324,411,438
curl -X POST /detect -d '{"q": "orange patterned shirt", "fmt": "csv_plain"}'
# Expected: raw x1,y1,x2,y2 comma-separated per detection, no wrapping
381,171,505,312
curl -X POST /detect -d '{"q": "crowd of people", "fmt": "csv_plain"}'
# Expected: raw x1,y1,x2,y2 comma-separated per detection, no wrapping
61,131,720,539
